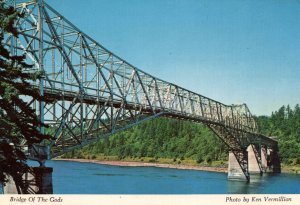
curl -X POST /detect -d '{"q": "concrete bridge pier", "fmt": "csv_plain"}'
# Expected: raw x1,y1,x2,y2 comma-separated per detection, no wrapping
247,145,263,175
228,144,267,181
261,146,268,172
247,144,281,175
228,144,281,182
3,167,53,194
228,151,249,181
260,145,281,173
268,147,281,173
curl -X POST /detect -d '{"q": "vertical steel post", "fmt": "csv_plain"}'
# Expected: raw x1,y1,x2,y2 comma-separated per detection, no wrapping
38,0,44,135
37,0,49,162
52,49,56,121
110,55,114,131
80,34,84,139
199,96,204,117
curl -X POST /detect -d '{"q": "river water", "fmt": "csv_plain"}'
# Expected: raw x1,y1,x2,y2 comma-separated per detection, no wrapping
1,160,300,194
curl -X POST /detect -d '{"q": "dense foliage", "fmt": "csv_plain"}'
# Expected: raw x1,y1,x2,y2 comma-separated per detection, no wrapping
64,118,229,164
0,3,52,193
256,104,300,165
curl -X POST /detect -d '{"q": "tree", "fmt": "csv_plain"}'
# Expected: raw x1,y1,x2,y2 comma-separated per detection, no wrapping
0,2,52,193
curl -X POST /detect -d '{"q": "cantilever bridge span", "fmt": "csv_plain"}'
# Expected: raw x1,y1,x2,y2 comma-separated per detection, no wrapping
4,0,280,188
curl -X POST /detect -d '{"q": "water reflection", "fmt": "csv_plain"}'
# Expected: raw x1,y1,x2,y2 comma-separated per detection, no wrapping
228,174,266,194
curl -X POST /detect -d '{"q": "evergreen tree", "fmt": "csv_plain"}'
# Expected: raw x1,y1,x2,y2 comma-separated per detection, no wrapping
0,3,53,193
256,104,300,165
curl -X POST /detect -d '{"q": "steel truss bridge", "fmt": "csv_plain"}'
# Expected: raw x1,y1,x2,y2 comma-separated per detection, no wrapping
4,0,279,181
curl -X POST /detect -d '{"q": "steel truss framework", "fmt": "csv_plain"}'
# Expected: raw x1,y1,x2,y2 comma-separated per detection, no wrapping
4,0,279,179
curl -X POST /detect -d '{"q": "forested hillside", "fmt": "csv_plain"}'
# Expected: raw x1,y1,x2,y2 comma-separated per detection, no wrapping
63,104,300,166
256,104,300,165
63,118,228,165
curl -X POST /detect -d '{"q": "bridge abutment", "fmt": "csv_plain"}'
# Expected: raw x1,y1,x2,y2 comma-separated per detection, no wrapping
3,167,53,194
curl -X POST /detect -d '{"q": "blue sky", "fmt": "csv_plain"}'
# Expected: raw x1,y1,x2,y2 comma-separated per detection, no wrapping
48,0,300,116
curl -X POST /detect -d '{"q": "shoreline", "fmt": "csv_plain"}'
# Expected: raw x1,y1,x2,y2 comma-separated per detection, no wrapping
54,158,300,175
56,158,228,173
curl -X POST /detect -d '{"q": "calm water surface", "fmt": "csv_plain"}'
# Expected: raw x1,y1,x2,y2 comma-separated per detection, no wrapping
50,160,300,194
1,160,300,194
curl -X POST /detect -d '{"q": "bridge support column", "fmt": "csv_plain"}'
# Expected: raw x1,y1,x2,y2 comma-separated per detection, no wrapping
269,147,281,173
261,146,268,172
247,145,262,175
4,167,53,194
228,151,249,181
